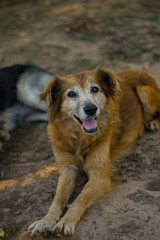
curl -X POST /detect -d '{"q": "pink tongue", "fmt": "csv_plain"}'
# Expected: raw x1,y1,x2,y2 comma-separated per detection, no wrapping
82,118,97,130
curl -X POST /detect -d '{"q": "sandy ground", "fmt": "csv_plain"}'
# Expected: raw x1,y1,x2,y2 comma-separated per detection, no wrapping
0,0,160,239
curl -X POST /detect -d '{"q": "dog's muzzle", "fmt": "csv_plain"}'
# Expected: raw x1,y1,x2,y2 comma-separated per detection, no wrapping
74,104,98,134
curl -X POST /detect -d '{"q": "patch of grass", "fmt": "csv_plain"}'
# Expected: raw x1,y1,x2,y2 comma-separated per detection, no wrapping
51,0,61,4
127,63,137,69
152,54,160,62
44,45,69,59
28,48,39,57
7,156,15,163
75,33,87,40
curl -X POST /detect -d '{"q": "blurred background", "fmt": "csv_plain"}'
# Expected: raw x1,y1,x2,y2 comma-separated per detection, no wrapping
0,0,160,74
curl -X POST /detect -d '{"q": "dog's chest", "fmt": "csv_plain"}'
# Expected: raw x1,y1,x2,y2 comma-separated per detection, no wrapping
68,133,94,163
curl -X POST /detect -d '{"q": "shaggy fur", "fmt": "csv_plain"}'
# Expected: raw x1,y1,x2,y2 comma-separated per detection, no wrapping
28,67,160,237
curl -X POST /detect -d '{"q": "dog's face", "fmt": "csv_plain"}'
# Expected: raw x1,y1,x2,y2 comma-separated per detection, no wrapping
40,67,120,134
61,78,104,134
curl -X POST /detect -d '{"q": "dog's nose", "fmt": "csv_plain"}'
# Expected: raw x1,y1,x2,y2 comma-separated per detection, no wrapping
84,104,98,116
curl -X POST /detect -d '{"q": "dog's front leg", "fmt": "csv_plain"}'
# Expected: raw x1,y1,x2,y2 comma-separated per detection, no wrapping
28,163,80,236
53,156,112,236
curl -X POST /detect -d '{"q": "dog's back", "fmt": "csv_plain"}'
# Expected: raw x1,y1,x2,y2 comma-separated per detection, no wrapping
118,70,160,125
118,69,158,89
0,64,30,113
17,65,53,111
110,70,160,162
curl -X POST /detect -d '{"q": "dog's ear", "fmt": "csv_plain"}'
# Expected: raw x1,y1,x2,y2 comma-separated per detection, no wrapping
39,76,63,120
94,67,120,98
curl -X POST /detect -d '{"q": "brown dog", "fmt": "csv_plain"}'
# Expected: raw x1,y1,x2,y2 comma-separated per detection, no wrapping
28,67,160,237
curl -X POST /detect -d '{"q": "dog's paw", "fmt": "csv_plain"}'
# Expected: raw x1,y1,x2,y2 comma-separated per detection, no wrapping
52,220,75,237
145,119,160,131
28,216,57,236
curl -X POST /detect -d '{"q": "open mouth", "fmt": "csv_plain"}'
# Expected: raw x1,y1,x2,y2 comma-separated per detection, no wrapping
74,115,98,134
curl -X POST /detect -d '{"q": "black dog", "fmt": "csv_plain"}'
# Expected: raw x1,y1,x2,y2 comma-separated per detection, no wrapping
0,64,53,177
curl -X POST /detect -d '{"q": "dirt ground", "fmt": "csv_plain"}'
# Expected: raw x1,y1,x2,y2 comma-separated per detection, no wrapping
0,0,160,239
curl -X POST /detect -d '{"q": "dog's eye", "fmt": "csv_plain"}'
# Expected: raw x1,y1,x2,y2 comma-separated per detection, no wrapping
91,86,99,94
67,91,77,98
